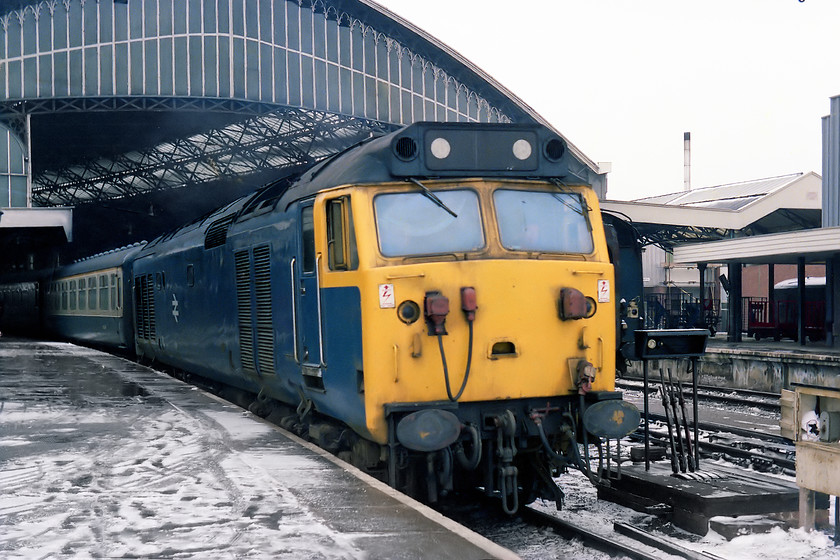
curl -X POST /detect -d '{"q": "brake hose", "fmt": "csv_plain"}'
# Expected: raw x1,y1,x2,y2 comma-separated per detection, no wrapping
438,320,474,402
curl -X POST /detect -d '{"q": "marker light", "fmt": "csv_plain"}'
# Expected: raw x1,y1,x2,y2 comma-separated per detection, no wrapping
430,137,451,159
460,287,477,322
424,291,450,335
394,136,418,160
544,138,566,161
558,287,594,320
512,139,532,160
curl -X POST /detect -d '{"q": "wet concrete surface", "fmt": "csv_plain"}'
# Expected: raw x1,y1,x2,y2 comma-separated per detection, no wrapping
0,339,515,559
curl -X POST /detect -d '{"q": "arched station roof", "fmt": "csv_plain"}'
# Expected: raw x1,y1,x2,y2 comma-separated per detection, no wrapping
0,0,601,212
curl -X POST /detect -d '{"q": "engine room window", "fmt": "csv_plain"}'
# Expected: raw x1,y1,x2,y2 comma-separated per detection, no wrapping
494,190,593,254
374,189,484,257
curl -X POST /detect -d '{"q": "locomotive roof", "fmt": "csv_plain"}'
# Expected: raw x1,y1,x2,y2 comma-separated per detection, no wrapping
279,121,586,204
141,122,588,252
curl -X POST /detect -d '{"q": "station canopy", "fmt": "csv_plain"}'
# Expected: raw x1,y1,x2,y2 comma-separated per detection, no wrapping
601,172,822,249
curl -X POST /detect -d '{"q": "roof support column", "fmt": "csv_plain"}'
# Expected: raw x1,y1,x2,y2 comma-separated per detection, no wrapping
25,113,32,208
727,262,742,343
798,257,806,346
698,263,707,329
827,256,837,347
768,264,776,339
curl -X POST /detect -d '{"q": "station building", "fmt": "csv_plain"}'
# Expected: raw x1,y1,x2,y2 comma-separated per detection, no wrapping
603,172,824,335
603,95,840,348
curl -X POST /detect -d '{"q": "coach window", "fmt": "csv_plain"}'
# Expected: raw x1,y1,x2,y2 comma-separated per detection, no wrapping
88,278,97,311
69,280,77,311
111,274,118,310
326,197,358,271
187,265,195,287
61,282,68,311
78,279,87,310
99,275,109,311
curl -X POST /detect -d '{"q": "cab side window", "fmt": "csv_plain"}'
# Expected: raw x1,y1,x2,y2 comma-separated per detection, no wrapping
302,206,316,274
326,197,358,271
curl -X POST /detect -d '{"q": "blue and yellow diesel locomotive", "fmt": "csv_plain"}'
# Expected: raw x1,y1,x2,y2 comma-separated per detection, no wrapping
36,122,639,512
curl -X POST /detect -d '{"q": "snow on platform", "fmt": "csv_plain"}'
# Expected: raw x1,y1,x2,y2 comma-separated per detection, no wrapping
0,339,516,559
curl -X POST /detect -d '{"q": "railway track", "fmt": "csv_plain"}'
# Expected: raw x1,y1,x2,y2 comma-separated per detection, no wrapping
520,506,726,560
444,380,798,559
616,378,781,412
616,376,794,472
444,491,728,560
632,421,795,472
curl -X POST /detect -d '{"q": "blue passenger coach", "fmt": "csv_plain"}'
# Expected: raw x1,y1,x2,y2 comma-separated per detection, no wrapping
44,244,143,352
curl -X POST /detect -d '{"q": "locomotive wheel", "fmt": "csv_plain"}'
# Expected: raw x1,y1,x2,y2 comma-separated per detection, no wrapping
516,465,541,507
396,455,426,502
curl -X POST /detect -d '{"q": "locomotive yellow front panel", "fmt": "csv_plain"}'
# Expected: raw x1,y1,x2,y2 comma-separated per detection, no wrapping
316,180,616,443
358,260,615,441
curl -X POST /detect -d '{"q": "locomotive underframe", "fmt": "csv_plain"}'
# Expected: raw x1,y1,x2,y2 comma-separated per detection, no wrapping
382,391,624,512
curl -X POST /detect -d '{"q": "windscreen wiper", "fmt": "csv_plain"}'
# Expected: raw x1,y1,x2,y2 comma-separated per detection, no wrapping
409,178,458,218
549,178,592,231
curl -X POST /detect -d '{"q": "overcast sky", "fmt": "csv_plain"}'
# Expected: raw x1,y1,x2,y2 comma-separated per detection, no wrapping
377,0,840,201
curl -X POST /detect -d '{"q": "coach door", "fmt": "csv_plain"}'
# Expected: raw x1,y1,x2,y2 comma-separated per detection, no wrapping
293,203,325,390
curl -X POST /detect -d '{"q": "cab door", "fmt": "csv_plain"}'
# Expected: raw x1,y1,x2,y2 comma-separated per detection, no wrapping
294,202,325,390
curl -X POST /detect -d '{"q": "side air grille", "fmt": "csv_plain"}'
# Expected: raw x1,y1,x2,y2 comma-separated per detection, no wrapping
253,246,275,375
235,250,255,372
205,216,235,249
135,274,156,341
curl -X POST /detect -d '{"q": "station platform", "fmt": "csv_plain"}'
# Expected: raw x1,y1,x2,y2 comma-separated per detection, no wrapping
0,338,517,559
627,335,840,394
